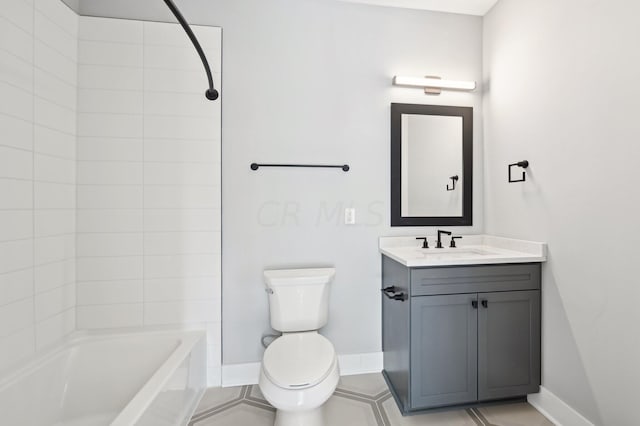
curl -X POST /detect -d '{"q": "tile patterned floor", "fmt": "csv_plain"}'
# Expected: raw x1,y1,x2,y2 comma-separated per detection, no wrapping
189,373,554,426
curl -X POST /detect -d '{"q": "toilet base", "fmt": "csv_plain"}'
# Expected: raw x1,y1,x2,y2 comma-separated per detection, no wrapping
274,406,325,426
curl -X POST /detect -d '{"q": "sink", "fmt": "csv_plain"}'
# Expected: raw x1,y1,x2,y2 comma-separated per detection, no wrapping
379,236,547,267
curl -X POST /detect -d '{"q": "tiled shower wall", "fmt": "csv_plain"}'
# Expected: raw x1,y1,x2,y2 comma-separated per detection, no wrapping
74,17,222,384
0,0,77,373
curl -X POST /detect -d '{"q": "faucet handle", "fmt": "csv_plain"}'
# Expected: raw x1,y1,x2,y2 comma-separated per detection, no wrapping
450,236,463,248
416,237,429,249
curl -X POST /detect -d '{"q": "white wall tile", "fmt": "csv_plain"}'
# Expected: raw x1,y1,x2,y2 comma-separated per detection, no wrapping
0,179,32,209
77,161,142,185
0,0,34,34
77,137,142,162
34,259,74,293
144,91,215,118
143,162,219,186
34,0,78,37
0,16,34,63
77,113,142,138
0,211,33,242
34,154,75,184
0,239,33,274
0,298,34,338
34,209,75,237
78,65,142,91
144,139,219,163
0,326,35,375
143,22,219,50
143,254,220,279
34,234,74,266
34,125,75,159
79,40,143,68
78,89,143,114
34,98,76,134
144,300,218,326
35,69,77,111
77,185,142,209
144,232,220,256
144,276,219,302
35,282,74,321
35,307,74,350
0,269,33,307
144,44,221,73
34,182,75,209
76,209,143,233
0,50,33,92
77,280,143,305
144,185,220,209
144,115,218,140
0,146,33,180
0,114,33,151
76,304,143,329
77,233,143,257
76,257,142,282
79,16,142,44
144,209,221,232
0,82,33,121
34,41,76,86
143,68,207,94
34,10,77,61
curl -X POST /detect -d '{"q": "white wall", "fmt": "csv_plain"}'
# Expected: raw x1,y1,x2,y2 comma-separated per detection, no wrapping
74,17,222,385
0,0,77,374
483,1,640,424
64,0,484,366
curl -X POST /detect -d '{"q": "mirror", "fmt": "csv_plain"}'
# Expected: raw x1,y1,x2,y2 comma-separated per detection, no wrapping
391,103,473,226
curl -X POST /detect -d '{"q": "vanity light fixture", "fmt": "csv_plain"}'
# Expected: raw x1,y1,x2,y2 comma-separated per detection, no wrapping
392,75,476,95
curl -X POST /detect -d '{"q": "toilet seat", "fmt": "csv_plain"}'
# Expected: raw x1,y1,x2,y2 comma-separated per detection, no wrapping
263,333,336,390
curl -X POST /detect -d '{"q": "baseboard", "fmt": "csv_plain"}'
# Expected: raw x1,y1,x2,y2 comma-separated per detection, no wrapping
221,351,383,387
528,386,595,426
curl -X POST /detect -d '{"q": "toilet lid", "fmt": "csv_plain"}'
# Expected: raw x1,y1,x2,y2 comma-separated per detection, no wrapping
263,333,336,390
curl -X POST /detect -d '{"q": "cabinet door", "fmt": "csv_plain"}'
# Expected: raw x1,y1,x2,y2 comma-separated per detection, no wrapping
410,294,478,409
478,290,541,400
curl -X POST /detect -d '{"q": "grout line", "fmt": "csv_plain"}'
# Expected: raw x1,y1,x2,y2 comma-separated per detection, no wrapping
30,0,36,356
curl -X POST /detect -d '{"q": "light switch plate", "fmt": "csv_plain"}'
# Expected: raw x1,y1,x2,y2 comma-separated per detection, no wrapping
344,208,356,225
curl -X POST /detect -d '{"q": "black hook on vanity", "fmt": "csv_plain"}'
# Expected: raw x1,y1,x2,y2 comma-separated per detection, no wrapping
446,175,459,191
508,160,529,183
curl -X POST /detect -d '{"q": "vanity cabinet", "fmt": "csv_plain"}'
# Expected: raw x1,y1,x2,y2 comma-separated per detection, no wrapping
382,256,541,413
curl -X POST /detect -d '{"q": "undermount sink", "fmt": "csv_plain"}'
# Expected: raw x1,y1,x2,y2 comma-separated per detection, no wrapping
379,235,547,267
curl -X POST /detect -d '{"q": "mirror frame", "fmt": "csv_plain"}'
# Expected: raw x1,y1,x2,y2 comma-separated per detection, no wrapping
391,103,473,226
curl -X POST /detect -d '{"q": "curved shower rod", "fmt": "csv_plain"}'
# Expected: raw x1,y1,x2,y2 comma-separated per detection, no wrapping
163,0,219,101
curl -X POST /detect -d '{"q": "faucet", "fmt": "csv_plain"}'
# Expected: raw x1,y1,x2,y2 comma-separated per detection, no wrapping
416,237,429,249
450,236,463,248
436,230,452,248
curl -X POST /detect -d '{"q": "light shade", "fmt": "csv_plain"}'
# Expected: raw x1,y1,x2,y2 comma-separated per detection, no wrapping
393,75,477,92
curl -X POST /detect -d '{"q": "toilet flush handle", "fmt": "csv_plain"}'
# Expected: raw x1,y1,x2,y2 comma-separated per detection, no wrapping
265,288,274,294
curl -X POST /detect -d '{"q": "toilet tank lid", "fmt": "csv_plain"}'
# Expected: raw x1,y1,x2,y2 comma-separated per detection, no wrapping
263,268,335,287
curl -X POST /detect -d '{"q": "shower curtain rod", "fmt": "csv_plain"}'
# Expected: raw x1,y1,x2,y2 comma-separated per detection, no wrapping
163,0,219,101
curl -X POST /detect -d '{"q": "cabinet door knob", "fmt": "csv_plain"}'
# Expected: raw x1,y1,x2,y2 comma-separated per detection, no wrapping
481,300,488,308
471,300,478,309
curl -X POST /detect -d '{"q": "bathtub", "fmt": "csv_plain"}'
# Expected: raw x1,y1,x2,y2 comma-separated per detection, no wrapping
0,329,207,426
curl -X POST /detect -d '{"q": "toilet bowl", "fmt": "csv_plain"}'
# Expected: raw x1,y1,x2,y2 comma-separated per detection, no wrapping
259,332,339,426
258,268,339,426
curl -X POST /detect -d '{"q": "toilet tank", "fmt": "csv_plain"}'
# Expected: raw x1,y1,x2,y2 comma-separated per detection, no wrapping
264,268,335,332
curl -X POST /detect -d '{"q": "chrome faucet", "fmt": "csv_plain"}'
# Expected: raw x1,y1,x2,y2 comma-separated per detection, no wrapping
436,230,451,248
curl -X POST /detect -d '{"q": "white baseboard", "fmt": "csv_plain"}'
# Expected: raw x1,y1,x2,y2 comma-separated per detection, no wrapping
221,352,383,387
528,386,595,426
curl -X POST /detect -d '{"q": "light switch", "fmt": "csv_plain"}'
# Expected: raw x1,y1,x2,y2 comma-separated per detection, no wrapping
344,208,356,225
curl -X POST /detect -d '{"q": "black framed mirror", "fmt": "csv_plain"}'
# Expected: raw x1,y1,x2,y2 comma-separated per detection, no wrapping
391,103,473,226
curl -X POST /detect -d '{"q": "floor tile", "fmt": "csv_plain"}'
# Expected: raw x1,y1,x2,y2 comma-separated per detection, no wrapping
194,386,243,415
191,402,275,426
476,402,554,426
338,373,390,397
325,394,380,426
382,397,479,426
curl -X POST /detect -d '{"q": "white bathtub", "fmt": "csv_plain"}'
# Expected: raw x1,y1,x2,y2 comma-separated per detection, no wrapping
0,329,207,426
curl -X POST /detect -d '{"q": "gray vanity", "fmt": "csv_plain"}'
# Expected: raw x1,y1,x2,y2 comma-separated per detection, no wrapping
380,236,546,414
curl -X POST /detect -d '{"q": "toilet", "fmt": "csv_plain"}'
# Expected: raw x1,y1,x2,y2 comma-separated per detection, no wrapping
258,268,340,426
